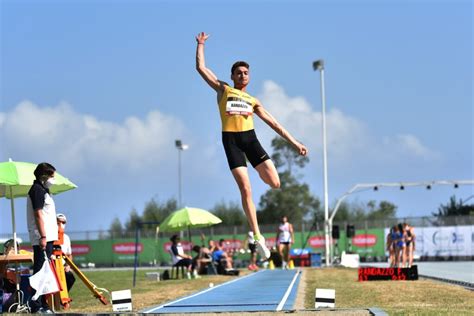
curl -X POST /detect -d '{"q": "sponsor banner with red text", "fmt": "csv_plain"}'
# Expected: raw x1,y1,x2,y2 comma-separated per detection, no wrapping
307,229,385,257
113,242,143,254
72,244,91,255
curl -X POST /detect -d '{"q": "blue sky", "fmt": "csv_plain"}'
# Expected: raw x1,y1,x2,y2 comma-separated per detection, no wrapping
1,0,472,234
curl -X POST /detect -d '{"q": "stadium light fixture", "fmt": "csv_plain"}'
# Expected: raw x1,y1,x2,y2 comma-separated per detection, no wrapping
175,139,189,207
325,179,474,265
313,58,330,267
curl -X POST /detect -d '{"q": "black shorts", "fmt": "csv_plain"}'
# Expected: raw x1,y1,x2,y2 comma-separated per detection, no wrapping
222,129,270,170
248,242,257,254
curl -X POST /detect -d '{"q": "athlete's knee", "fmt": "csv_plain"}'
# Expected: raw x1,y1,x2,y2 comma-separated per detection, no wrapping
269,179,280,189
238,183,252,197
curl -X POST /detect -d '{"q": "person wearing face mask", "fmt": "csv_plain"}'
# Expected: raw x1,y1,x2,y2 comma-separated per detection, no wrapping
56,213,75,292
26,162,58,314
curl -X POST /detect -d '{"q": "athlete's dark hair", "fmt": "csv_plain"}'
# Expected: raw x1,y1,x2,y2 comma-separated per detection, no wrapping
34,162,56,180
231,61,249,75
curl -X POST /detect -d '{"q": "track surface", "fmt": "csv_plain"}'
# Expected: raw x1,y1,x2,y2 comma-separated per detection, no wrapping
141,269,301,313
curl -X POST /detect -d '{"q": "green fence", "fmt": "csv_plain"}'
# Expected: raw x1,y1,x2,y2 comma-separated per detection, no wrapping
9,228,385,267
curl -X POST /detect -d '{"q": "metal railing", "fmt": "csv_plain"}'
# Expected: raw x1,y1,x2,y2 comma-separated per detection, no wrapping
3,215,473,243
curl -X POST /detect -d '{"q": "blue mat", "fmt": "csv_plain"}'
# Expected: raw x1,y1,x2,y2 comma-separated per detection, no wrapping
142,269,302,313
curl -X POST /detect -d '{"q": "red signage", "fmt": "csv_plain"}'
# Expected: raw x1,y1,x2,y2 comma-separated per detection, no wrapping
358,266,418,281
72,244,91,255
308,236,335,248
113,242,143,254
352,234,377,247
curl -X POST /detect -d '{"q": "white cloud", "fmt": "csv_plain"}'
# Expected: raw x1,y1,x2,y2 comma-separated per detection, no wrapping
256,80,440,167
382,134,441,160
0,100,187,173
0,85,441,181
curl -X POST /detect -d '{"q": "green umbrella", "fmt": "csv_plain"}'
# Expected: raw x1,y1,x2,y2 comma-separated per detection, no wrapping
159,207,222,234
0,159,77,253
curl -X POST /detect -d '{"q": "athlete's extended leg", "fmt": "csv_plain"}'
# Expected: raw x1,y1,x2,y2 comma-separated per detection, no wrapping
231,166,270,259
255,159,280,189
231,167,260,236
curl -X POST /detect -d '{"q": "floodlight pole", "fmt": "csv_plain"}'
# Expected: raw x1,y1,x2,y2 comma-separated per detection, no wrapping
175,140,189,208
313,59,330,267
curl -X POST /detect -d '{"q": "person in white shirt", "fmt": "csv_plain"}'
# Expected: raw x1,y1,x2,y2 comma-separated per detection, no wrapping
276,216,294,269
26,162,58,313
170,235,193,279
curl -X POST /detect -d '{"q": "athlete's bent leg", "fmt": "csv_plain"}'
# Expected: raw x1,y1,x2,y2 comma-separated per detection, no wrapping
255,160,280,189
231,167,261,237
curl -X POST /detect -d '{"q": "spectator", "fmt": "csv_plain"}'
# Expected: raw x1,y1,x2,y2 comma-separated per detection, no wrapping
0,239,20,294
276,216,294,269
169,235,193,279
56,213,75,291
26,162,58,314
404,223,416,267
387,226,397,267
209,239,233,271
394,223,406,267
191,245,212,275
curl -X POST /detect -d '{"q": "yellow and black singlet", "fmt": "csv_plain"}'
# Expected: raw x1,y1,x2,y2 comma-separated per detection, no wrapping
218,85,270,170
218,85,257,132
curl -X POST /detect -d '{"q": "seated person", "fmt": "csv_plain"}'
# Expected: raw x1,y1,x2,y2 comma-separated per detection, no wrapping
56,213,75,292
191,245,212,275
1,239,20,293
210,239,233,271
169,235,193,279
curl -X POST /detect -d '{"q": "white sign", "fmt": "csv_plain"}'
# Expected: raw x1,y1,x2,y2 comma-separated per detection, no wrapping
112,289,132,312
340,251,360,268
226,99,253,115
315,288,335,308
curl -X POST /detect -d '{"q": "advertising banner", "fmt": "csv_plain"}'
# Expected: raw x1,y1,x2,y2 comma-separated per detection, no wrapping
307,229,386,257
384,225,474,257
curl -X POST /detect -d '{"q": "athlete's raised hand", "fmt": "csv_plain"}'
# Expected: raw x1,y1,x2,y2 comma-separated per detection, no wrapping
296,142,308,156
196,32,210,44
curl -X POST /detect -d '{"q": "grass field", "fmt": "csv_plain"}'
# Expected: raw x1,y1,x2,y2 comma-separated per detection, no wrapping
305,268,474,315
62,267,473,315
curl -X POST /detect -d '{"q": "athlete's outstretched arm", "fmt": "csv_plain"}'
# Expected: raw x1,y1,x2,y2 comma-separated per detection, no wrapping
254,101,308,156
195,32,225,92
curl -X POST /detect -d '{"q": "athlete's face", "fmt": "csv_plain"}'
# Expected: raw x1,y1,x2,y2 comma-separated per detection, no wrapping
231,66,250,88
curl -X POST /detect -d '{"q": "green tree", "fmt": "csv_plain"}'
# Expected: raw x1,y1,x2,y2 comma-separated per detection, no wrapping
433,195,474,217
211,201,246,226
332,200,396,223
109,217,124,238
124,208,141,235
258,137,320,225
141,198,178,235
366,200,397,220
271,137,309,175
